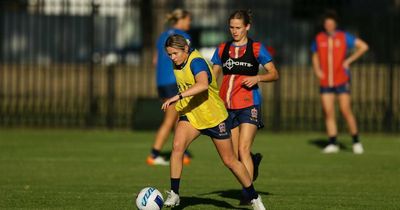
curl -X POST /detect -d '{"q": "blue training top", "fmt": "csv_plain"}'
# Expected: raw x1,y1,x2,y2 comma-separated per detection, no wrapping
156,28,192,87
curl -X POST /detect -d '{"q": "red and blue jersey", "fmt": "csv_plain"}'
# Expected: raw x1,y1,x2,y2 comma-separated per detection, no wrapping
311,30,356,87
156,28,191,87
211,39,272,109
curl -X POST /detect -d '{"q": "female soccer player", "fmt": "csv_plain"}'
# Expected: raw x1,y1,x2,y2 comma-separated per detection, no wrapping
311,11,368,154
147,9,192,166
162,34,265,210
211,10,279,204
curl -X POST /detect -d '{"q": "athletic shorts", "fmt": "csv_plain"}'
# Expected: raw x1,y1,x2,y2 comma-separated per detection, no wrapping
320,82,350,94
157,83,179,99
228,105,264,129
179,115,231,139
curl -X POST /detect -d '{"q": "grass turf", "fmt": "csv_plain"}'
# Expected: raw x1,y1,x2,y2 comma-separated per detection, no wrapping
0,129,399,209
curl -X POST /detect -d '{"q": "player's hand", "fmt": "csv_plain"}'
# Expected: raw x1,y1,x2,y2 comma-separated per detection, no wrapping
343,59,351,69
161,95,179,111
315,69,325,79
241,76,259,88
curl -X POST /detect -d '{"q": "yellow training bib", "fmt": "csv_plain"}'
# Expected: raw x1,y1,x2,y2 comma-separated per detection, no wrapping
174,50,228,130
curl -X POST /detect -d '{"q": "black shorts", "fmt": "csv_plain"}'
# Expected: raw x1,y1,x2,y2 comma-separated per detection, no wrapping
228,105,264,129
157,83,179,99
179,115,231,139
320,82,351,94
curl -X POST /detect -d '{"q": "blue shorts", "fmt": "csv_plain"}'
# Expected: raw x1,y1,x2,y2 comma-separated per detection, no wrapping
179,116,231,139
320,82,351,94
157,83,179,99
228,105,264,129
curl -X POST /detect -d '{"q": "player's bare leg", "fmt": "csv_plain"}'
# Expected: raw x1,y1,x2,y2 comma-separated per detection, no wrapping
147,101,178,166
238,123,257,180
338,93,364,154
213,137,265,210
321,94,339,153
165,121,199,207
338,94,358,135
231,126,240,158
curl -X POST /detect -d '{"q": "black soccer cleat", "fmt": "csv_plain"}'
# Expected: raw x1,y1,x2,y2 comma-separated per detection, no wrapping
251,153,263,181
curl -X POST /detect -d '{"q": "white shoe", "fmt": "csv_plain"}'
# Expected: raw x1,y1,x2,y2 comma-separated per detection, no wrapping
164,190,180,207
322,144,339,154
251,196,266,210
353,142,364,154
146,156,169,166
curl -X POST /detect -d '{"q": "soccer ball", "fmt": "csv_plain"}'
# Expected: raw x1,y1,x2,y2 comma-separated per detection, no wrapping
136,187,164,210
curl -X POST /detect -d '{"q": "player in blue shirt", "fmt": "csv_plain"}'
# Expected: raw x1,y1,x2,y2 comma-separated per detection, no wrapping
147,9,193,166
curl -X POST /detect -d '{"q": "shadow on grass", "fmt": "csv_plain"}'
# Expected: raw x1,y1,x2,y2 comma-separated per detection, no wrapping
308,138,348,151
160,150,194,161
171,195,249,210
200,189,271,201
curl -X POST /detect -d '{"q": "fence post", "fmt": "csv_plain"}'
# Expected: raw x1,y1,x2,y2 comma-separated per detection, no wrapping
105,54,117,129
86,1,99,128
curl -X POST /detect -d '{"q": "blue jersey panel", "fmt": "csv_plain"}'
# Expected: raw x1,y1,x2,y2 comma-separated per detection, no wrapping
345,32,356,49
190,58,212,84
211,48,222,65
257,44,273,65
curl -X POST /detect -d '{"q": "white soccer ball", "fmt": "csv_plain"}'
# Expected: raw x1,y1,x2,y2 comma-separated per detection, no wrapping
136,187,164,210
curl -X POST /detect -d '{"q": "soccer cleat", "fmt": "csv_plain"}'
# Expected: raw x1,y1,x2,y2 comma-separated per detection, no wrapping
251,196,266,210
251,153,263,181
183,154,191,165
322,144,339,154
146,155,169,166
353,142,364,154
164,190,180,207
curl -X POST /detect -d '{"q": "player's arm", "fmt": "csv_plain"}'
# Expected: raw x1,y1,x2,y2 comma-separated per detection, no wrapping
242,62,278,88
161,72,209,111
211,46,223,80
343,38,369,69
312,52,324,79
242,44,279,88
212,65,222,80
152,52,157,67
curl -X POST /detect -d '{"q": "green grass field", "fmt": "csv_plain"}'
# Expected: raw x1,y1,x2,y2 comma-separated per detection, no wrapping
0,129,399,210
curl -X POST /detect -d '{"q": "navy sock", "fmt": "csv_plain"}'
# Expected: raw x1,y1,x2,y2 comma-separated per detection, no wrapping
352,134,360,143
171,178,180,195
151,148,160,158
328,136,337,145
244,184,258,200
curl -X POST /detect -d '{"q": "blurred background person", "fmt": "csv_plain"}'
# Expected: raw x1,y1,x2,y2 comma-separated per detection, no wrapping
147,8,193,166
311,11,369,154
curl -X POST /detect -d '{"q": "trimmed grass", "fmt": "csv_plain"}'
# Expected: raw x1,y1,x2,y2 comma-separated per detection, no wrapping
0,129,399,209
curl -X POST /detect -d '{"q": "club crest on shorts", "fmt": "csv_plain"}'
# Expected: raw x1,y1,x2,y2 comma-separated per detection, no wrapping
219,122,226,133
250,108,258,122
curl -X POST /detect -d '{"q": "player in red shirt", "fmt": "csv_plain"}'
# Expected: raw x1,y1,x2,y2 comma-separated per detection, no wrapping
211,10,279,205
311,11,368,154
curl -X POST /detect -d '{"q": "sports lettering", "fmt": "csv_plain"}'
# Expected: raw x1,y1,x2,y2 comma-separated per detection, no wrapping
141,187,155,206
223,58,253,70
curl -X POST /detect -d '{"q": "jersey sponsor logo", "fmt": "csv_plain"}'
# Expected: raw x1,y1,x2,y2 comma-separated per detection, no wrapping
250,107,258,122
218,122,226,133
223,58,253,70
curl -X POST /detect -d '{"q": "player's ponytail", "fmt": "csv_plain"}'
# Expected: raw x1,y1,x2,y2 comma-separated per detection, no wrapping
229,9,253,26
166,8,191,26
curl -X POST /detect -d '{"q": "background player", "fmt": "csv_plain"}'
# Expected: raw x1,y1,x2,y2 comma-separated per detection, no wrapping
161,34,266,210
311,11,369,154
147,9,192,166
211,10,279,204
